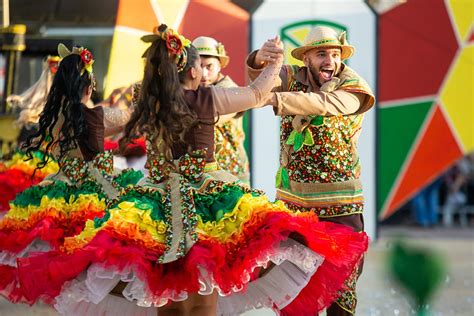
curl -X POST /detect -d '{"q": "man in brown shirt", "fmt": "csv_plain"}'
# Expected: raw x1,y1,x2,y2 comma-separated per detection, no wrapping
192,36,250,183
247,26,375,315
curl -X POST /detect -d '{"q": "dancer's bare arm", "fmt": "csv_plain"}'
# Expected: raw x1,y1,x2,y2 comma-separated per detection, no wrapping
245,36,292,93
212,37,284,116
103,107,132,136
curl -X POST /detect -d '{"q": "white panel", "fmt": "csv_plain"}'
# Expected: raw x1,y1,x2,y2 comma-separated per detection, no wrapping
250,0,377,241
251,107,281,201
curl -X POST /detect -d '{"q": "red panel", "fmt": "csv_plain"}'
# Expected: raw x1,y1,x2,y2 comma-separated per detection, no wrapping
179,1,249,86
379,0,458,102
385,105,463,216
469,29,474,43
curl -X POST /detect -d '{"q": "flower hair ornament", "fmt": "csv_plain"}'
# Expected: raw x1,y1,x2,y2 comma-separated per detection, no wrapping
57,43,95,75
47,56,61,74
141,25,191,72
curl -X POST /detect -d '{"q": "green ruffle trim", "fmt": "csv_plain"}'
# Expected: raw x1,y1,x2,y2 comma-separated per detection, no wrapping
95,189,165,228
12,169,142,209
194,185,246,222
13,180,105,208
114,169,144,187
94,183,256,229
12,149,56,163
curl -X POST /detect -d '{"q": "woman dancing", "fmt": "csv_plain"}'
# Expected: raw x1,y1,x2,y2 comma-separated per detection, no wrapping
0,44,141,301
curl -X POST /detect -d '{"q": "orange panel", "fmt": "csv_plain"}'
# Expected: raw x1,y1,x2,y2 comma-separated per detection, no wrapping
386,105,463,216
116,0,159,31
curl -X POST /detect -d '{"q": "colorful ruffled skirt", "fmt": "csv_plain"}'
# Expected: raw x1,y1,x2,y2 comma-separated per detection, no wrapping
0,152,143,302
0,151,59,212
15,167,368,315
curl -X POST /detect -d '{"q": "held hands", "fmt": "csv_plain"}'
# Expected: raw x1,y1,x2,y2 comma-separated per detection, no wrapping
247,36,283,109
255,35,284,68
262,92,278,107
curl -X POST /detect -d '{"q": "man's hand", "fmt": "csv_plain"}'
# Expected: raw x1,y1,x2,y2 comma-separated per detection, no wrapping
262,92,278,106
254,36,284,68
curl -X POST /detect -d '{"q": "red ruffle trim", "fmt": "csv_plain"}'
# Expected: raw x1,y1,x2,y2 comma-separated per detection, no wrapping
0,209,104,254
17,211,368,314
0,264,23,302
0,210,103,303
104,139,119,151
0,169,43,211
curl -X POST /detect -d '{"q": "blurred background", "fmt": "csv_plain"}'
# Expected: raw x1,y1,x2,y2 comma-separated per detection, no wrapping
0,0,472,315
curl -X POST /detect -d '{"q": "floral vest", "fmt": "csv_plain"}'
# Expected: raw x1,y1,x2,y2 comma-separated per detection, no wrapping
276,65,373,217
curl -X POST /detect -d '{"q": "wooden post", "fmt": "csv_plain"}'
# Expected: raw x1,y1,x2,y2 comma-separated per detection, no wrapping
0,24,26,114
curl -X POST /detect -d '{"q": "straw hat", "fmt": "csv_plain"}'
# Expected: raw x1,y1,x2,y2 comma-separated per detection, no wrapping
192,36,229,68
291,26,355,61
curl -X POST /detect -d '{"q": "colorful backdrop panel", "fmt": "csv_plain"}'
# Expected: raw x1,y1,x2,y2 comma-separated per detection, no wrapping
377,0,473,220
105,0,249,96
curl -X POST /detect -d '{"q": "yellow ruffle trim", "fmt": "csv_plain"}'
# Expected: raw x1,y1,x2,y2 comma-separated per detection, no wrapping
63,201,168,252
64,194,294,252
197,194,291,242
5,152,59,177
1,194,105,224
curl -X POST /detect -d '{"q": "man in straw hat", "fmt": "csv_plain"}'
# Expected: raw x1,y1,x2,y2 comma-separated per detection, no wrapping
192,36,250,183
247,26,375,315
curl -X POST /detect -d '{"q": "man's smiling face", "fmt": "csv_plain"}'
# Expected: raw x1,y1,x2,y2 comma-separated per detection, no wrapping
303,47,342,86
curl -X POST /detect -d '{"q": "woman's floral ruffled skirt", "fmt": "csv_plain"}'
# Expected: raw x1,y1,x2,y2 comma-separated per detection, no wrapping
0,154,143,303
12,170,368,315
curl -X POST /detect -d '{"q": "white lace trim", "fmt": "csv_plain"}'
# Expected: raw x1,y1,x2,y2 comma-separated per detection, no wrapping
54,238,324,316
0,239,51,267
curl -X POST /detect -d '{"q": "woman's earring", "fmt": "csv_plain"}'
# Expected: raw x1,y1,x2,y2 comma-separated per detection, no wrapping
91,76,97,91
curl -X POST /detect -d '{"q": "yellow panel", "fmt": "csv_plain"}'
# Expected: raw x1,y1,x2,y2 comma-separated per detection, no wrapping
290,27,311,43
0,115,19,139
156,0,188,28
282,25,311,67
448,0,474,42
284,42,303,66
283,41,295,63
0,115,20,154
440,45,474,152
104,30,149,96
